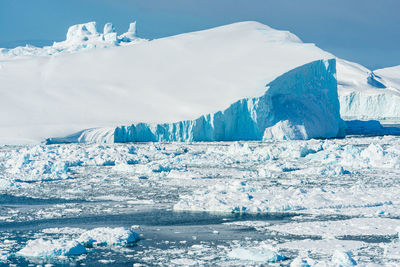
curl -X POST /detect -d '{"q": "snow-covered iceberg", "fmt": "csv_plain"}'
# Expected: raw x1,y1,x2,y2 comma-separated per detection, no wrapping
338,60,400,123
0,21,399,144
77,227,140,247
0,21,337,144
17,238,87,258
47,59,344,143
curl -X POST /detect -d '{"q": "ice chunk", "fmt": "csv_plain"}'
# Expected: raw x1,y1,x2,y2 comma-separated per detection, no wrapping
119,22,137,42
66,22,99,43
290,256,315,267
78,227,140,247
17,238,86,258
0,21,143,61
0,249,9,262
383,242,400,260
228,246,286,263
331,250,357,266
103,23,116,34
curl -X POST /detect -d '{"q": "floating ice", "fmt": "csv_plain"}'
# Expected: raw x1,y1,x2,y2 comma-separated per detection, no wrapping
228,245,286,263
290,256,315,267
174,180,400,214
17,238,87,258
268,218,400,237
77,227,140,247
0,249,9,262
279,239,366,255
331,250,357,266
383,242,400,260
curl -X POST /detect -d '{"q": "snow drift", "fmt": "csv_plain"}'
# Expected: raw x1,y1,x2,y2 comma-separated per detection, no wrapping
47,59,343,143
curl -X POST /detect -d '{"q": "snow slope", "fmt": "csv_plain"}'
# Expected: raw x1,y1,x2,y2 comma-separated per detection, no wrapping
0,21,399,144
375,65,400,88
47,59,344,143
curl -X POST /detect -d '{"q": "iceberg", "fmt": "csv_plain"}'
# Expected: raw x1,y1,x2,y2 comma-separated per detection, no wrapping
338,60,400,123
17,238,87,258
77,227,140,247
0,21,399,144
47,59,344,143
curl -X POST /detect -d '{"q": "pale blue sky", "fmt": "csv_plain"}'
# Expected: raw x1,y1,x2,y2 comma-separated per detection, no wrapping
0,0,399,69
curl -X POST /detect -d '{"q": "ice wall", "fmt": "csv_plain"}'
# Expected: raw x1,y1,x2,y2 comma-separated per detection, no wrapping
340,91,400,122
47,59,344,144
337,60,400,123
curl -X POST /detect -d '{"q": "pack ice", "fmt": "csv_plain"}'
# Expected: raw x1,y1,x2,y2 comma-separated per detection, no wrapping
0,21,399,144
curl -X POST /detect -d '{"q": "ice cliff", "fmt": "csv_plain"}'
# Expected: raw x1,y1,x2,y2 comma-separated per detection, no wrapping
337,60,400,123
47,59,344,143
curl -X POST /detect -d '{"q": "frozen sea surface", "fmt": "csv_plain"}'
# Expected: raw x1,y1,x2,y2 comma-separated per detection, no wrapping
1,136,400,265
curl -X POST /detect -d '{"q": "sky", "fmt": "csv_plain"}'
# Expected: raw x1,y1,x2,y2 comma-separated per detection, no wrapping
0,0,399,70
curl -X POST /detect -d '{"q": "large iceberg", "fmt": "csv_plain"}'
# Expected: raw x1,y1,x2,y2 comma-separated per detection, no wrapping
0,21,398,144
47,59,344,143
338,60,400,123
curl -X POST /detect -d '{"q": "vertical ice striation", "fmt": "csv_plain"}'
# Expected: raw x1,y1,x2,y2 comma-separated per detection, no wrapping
47,59,343,144
112,59,343,142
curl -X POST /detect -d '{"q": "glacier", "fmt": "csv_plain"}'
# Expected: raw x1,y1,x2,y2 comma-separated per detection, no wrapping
47,59,344,143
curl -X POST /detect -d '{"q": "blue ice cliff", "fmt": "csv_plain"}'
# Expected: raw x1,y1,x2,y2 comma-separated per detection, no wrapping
46,59,345,144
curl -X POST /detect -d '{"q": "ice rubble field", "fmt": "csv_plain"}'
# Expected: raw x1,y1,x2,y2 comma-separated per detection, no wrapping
1,137,400,265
